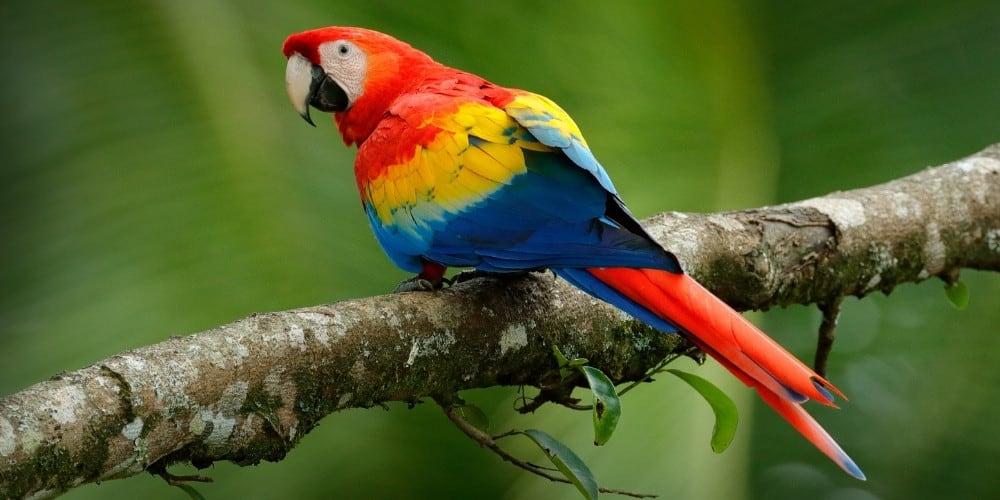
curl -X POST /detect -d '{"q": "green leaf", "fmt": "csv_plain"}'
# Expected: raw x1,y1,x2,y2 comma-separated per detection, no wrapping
456,403,490,433
552,345,589,379
522,429,599,500
667,369,738,453
172,484,206,500
579,366,621,446
944,280,969,310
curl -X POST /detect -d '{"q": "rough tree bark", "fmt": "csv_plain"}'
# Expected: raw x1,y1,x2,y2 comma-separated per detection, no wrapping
2,144,999,498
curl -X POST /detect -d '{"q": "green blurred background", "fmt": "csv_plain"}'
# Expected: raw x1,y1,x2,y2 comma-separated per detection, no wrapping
2,1,999,499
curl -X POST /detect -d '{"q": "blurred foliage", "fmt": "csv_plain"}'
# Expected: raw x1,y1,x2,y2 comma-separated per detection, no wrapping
2,1,999,499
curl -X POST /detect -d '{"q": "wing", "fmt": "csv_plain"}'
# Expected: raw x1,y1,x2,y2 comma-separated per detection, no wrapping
355,89,679,274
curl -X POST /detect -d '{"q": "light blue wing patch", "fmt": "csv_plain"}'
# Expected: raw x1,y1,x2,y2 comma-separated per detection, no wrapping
505,93,618,195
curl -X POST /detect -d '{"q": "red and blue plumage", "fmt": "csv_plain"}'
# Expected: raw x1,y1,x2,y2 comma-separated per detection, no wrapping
283,26,865,480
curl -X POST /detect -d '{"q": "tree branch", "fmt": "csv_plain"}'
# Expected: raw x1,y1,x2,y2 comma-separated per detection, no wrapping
2,144,998,498
437,398,657,498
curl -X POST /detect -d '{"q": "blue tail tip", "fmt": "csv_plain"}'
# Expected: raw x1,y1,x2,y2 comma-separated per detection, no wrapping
812,378,836,403
842,456,867,481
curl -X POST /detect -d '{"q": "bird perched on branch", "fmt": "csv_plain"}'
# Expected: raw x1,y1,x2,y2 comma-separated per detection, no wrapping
282,26,864,480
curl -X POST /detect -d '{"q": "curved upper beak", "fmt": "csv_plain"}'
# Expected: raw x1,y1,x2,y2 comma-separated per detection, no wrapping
285,53,323,127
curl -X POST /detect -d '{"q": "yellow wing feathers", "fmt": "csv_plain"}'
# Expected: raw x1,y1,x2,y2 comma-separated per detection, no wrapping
506,93,590,147
365,101,549,228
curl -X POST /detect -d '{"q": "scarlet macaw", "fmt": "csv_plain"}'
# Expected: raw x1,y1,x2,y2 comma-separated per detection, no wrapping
282,26,864,480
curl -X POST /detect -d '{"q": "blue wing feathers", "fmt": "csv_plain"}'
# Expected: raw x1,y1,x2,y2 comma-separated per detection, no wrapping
416,150,677,273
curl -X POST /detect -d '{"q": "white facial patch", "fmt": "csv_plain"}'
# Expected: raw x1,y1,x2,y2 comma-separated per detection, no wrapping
318,40,368,107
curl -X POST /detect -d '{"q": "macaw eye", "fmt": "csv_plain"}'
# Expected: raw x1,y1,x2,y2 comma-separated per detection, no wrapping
338,43,350,56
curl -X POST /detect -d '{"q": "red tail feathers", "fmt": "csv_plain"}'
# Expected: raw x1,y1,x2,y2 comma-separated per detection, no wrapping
588,267,865,480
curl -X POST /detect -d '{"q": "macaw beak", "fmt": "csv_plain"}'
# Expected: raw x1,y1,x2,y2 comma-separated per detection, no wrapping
285,53,350,127
285,53,321,126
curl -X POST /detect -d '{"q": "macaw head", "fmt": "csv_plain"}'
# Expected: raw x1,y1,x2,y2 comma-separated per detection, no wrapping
282,26,435,144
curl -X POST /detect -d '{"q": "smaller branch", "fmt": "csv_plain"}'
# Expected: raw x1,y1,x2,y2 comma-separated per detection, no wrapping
616,350,701,398
491,429,523,440
152,470,213,487
814,298,843,377
437,398,656,499
439,399,572,483
516,385,581,414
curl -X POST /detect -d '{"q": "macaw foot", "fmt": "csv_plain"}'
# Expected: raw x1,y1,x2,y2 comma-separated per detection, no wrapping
393,260,449,293
448,268,544,286
394,266,547,293
393,277,439,293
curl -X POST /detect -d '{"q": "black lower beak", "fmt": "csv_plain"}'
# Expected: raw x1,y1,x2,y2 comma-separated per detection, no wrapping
302,64,349,126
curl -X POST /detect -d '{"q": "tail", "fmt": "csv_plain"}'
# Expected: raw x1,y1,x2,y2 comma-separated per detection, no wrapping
559,266,865,480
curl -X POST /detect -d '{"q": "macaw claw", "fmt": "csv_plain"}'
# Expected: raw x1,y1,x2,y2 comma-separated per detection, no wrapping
448,268,543,286
393,277,438,293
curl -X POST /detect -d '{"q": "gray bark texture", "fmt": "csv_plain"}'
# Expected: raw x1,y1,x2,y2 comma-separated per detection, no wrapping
2,144,999,498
